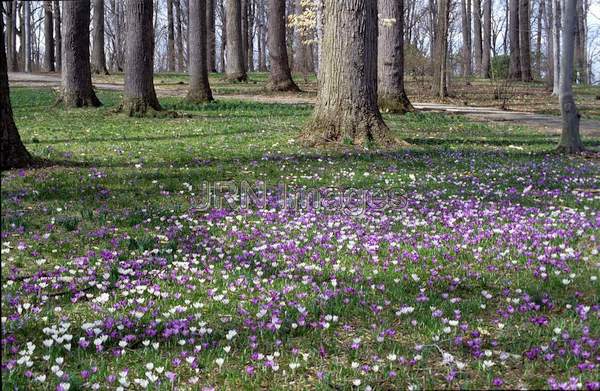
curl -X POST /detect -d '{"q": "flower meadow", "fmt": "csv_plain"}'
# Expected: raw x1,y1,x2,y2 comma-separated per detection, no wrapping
1,88,599,390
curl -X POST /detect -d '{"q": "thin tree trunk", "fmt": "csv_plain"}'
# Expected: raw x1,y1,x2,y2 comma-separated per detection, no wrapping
519,0,533,80
241,0,248,67
536,0,544,78
7,1,18,72
175,0,185,71
225,0,247,81
220,0,227,72
473,0,483,75
54,0,62,71
482,0,491,77
574,0,586,83
267,0,299,91
43,1,55,72
92,0,109,74
303,0,398,147
187,0,213,102
247,0,255,71
557,0,583,152
545,0,554,87
1,13,31,170
60,0,101,107
432,0,450,97
509,0,521,79
552,0,560,95
461,0,472,77
207,0,216,72
378,0,414,113
24,0,32,72
121,0,161,115
167,0,176,71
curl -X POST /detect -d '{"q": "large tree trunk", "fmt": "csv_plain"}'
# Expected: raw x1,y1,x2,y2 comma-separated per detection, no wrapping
519,0,532,81
509,0,521,79
482,0,492,77
187,0,214,102
303,0,396,147
54,1,62,72
460,0,472,77
1,14,31,170
378,0,413,113
60,0,101,107
92,0,109,74
207,0,217,72
167,0,176,71
225,0,247,81
472,0,482,75
266,0,299,91
432,0,450,97
552,0,560,95
24,0,32,72
175,0,185,72
557,0,583,153
121,0,161,115
43,1,55,72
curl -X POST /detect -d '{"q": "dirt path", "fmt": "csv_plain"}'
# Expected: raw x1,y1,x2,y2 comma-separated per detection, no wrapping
9,72,600,137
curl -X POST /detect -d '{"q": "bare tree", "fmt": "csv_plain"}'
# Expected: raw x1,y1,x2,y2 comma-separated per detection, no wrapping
557,0,583,152
473,0,482,75
207,0,217,72
432,0,450,97
225,0,247,81
509,0,521,79
59,0,101,107
482,0,491,77
266,0,299,91
519,0,532,80
187,0,214,102
92,0,109,74
552,0,560,94
6,1,18,72
120,0,161,115
303,0,396,147
54,0,62,72
378,0,414,113
43,1,55,72
167,0,176,71
461,0,472,77
175,0,185,71
1,13,31,170
24,0,32,72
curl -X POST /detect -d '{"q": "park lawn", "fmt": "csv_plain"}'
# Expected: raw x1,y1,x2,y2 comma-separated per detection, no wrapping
1,87,599,390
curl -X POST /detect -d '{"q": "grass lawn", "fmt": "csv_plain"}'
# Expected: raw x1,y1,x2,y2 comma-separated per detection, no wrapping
1,87,599,390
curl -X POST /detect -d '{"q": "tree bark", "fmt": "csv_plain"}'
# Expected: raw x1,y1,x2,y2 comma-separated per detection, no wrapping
121,0,161,115
574,0,586,83
519,0,532,81
247,0,255,71
552,0,560,95
509,0,521,79
535,0,544,78
545,0,554,87
207,0,217,72
1,14,31,170
24,0,32,72
224,0,247,81
54,0,62,72
461,0,472,77
167,0,176,71
175,0,185,72
60,0,102,107
482,0,492,77
7,1,18,72
303,0,397,147
92,0,109,74
43,1,55,72
267,0,299,91
187,0,214,102
432,0,450,97
220,0,226,72
557,0,583,153
241,0,249,67
378,0,413,113
473,0,483,75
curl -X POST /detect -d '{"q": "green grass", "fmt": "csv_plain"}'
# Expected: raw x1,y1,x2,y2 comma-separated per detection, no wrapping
1,87,599,390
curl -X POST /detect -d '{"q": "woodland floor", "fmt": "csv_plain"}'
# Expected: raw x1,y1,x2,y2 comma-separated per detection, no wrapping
1,80,599,390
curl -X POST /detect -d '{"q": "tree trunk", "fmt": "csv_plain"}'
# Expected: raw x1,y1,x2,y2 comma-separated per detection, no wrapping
167,0,176,71
54,0,62,72
225,0,247,81
378,0,413,113
220,0,226,72
574,0,586,83
1,13,31,170
43,1,55,72
557,0,583,153
432,0,450,97
519,0,532,81
535,0,543,78
509,0,521,79
121,0,161,115
175,0,185,72
552,0,560,95
60,0,102,107
92,0,109,74
247,0,255,71
267,0,299,91
24,0,32,72
207,0,217,72
545,0,554,87
461,0,472,77
482,0,491,77
7,1,18,72
303,0,397,147
187,0,214,102
241,0,249,68
473,0,483,75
